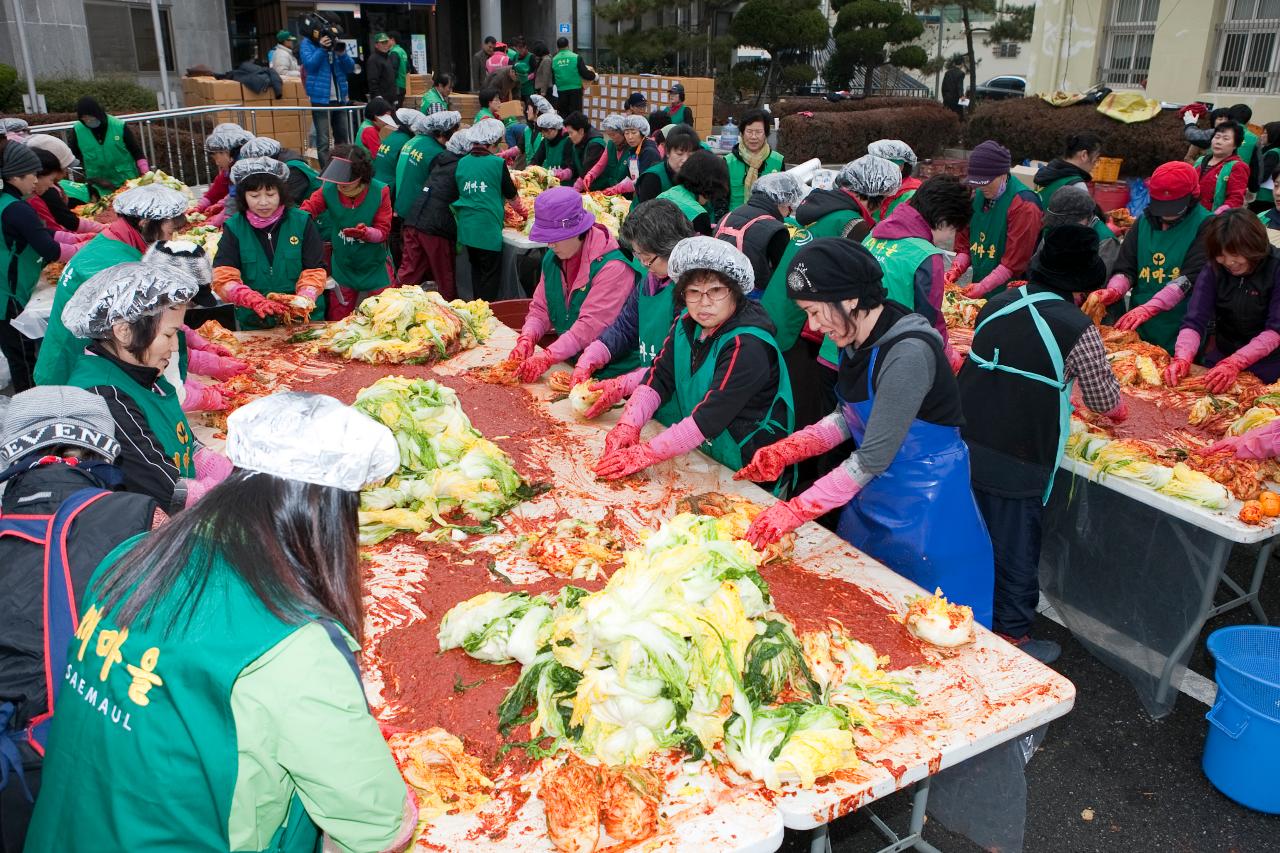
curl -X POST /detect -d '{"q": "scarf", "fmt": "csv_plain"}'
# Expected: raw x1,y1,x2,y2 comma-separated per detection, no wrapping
247,207,285,229
104,218,148,253
739,143,772,197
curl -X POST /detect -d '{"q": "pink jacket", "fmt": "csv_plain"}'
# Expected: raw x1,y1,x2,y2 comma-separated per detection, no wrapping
522,223,635,362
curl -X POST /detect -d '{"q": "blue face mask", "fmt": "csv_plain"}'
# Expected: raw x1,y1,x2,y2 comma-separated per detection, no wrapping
82,117,101,129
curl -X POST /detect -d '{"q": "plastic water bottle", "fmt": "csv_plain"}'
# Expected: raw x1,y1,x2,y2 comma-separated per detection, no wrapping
719,117,738,151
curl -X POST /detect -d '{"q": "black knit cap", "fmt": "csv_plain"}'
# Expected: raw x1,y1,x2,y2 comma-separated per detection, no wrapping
785,239,886,303
1,140,41,179
1028,224,1106,293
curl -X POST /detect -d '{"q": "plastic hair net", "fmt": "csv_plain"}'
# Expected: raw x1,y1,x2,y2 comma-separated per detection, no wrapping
601,114,626,132
212,122,244,136
419,110,461,135
446,128,473,155
470,117,505,146
0,118,30,136
668,236,754,294
143,240,212,290
62,261,198,339
536,112,564,131
112,184,188,219
396,107,425,128
751,172,805,207
529,95,554,116
226,392,400,492
205,126,254,153
239,136,282,159
836,154,902,197
230,156,290,186
867,139,918,165
623,115,650,135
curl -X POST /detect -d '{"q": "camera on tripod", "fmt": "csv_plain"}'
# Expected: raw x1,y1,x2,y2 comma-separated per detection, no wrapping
301,12,342,47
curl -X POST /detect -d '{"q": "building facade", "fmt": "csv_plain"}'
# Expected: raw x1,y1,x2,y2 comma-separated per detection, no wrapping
1029,0,1280,115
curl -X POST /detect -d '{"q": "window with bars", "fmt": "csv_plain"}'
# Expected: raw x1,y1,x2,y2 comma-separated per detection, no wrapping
1097,0,1160,89
993,42,1021,59
1211,0,1280,94
84,2,176,74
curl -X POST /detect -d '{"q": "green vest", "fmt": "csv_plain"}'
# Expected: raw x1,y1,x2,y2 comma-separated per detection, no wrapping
68,355,196,477
373,128,412,192
671,318,794,493
421,88,448,112
522,126,545,163
726,149,784,210
1035,174,1084,205
24,540,322,852
513,52,535,98
224,208,323,331
600,140,627,187
475,108,496,123
285,159,320,196
668,105,691,126
641,161,674,195
0,194,47,308
323,181,392,292
1195,155,1238,210
1239,129,1259,171
970,175,1035,283
862,233,944,311
636,278,681,426
539,133,571,170
390,44,409,89
1129,205,1212,351
60,179,92,205
1258,145,1280,204
807,206,861,240
877,188,916,222
573,137,606,179
761,224,812,351
552,50,583,92
453,154,505,251
34,235,142,386
395,136,444,219
657,184,708,226
543,249,643,378
74,115,139,190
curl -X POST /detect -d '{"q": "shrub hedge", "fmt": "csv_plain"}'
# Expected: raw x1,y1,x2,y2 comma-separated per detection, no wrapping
965,98,1188,178
778,102,959,164
772,95,940,118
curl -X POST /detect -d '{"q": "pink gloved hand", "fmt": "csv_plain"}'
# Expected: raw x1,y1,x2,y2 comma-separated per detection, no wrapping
499,146,521,161
1114,304,1159,331
136,159,150,174
205,208,230,228
183,448,234,506
602,422,641,458
1163,357,1192,387
188,348,249,380
1203,355,1246,394
517,352,556,383
191,198,211,214
1104,397,1129,423
583,374,638,420
75,230,96,242
57,241,81,263
53,229,82,245
944,343,965,374
552,167,573,182
510,335,536,362
224,282,287,319
570,340,612,386
76,217,106,234
1208,419,1280,460
206,201,225,218
340,224,369,240
962,263,1013,299
735,417,847,483
181,380,227,413
745,465,862,549
602,178,634,196
944,253,970,286
594,442,662,479
184,326,233,357
1080,287,1120,320
572,179,586,192
1215,205,1232,215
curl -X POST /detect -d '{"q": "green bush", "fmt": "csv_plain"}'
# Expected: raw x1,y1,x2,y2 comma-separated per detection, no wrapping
33,77,157,114
0,64,18,112
965,98,1188,178
772,95,941,118
778,102,959,164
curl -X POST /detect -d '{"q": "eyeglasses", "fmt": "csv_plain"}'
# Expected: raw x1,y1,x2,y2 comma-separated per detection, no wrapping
636,251,659,267
684,284,731,305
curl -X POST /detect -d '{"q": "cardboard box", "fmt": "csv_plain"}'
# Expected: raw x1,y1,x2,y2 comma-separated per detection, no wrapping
246,114,274,136
242,85,273,103
208,79,243,103
272,111,305,134
283,80,307,100
497,100,523,121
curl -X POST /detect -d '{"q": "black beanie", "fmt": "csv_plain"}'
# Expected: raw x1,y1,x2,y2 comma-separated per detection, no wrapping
785,239,886,303
1,141,41,179
1028,224,1106,294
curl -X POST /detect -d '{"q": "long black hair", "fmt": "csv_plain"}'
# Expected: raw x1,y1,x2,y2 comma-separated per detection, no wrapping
365,96,393,121
92,471,365,641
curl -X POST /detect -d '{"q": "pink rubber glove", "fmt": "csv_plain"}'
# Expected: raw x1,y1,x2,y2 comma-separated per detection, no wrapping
191,197,212,214
944,343,964,374
362,226,385,242
594,442,662,479
136,159,150,174
341,224,368,240
76,217,106,234
499,146,521,161
1215,205,1232,215
517,351,556,383
944,253,970,286
1163,357,1191,387
552,167,573,182
181,380,227,413
1208,419,1280,460
75,230,95,242
602,178,634,196
1174,328,1202,364
573,179,586,192
746,465,862,549
206,208,230,228
1114,304,1159,331
618,384,662,430
510,335,535,362
602,422,641,458
735,416,847,482
570,340,612,386
1104,397,1128,423
182,448,233,506
206,201,225,218
57,241,80,263
1203,355,1246,394
1227,329,1280,369
188,348,249,380
224,282,287,319
53,229,82,245
962,263,1013,298
183,326,233,357
1080,287,1120,319
583,370,644,420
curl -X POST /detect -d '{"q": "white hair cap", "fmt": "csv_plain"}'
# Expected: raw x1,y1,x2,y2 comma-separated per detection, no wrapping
239,136,282,159
536,112,564,131
396,107,425,128
867,139,917,165
751,172,805,208
529,95,554,116
205,126,253,153
446,127,473,155
669,236,754,294
226,392,400,492
601,114,626,132
212,122,244,136
230,156,290,185
416,110,461,135
142,240,212,290
112,184,188,220
0,118,31,138
62,262,197,339
836,155,902,198
470,117,505,146
24,134,77,170
623,115,650,135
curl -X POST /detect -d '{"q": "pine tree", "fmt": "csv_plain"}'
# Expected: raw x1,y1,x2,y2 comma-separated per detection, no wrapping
827,0,929,95
729,0,830,104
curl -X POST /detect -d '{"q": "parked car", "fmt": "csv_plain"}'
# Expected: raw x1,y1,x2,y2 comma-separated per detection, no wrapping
975,75,1027,100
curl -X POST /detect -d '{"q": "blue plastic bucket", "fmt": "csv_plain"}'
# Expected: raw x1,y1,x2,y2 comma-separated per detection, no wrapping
1203,625,1280,813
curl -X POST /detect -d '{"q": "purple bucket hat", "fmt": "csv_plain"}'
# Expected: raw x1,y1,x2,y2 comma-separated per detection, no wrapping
529,186,595,243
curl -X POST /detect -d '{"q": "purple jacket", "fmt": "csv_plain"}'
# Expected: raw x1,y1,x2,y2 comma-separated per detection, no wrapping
869,204,948,341
1181,249,1280,381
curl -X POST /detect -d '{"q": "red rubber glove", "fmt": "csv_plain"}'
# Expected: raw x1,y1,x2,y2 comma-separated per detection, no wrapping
944,253,970,287
945,344,965,374
224,283,288,319
517,352,555,383
340,224,369,241
583,376,630,420
594,442,661,479
1114,304,1159,332
510,335,535,362
1080,288,1120,319
745,502,807,550
602,422,641,458
745,466,862,549
1163,357,1191,387
1203,356,1246,394
734,419,847,482
570,341,611,387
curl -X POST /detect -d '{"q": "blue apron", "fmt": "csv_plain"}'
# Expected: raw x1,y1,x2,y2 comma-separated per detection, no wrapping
0,485,111,800
835,345,995,628
966,286,1074,505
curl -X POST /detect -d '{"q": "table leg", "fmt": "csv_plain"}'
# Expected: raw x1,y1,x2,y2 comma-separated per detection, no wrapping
1245,539,1274,624
1154,536,1232,708
808,823,831,853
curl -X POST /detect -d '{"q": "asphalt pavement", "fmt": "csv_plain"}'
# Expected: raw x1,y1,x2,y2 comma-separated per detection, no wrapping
779,543,1280,853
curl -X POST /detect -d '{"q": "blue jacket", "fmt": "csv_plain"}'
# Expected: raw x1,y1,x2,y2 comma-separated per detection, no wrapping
598,272,671,358
300,38,354,105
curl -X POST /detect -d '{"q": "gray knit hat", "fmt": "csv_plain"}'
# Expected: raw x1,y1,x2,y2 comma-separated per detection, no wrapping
1043,184,1098,230
1,141,41,179
1,386,121,464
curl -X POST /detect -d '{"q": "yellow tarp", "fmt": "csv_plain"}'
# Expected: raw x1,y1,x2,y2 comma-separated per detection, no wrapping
1096,92,1162,124
1039,90,1086,107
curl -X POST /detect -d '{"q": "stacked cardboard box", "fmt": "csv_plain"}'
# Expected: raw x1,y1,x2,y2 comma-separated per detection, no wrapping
580,74,713,141
181,77,315,162
405,74,434,100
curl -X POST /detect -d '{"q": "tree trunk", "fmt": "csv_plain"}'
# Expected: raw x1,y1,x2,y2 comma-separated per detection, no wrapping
963,6,977,106
756,56,775,106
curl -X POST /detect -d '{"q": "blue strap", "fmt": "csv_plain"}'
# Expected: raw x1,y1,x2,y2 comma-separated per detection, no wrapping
865,346,880,401
321,619,370,712
0,702,33,800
